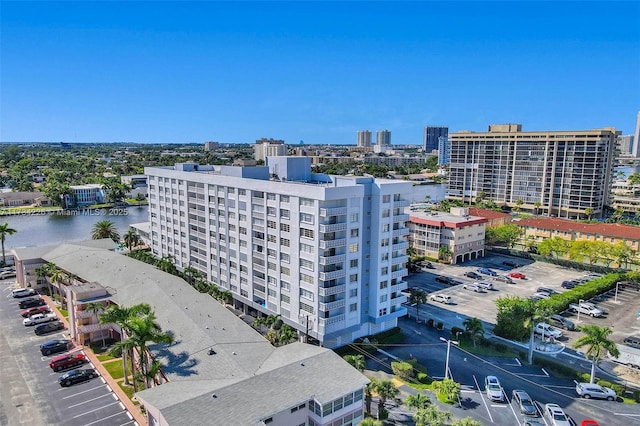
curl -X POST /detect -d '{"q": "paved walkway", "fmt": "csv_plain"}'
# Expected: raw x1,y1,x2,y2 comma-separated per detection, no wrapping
45,296,147,426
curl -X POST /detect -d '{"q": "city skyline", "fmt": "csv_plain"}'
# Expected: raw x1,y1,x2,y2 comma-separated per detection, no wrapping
1,1,639,144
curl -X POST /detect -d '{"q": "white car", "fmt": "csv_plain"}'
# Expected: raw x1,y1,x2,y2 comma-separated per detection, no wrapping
0,270,17,279
532,291,550,300
474,281,494,291
544,403,570,426
534,323,562,339
429,294,452,304
575,382,616,400
23,313,57,326
484,375,504,402
462,283,485,293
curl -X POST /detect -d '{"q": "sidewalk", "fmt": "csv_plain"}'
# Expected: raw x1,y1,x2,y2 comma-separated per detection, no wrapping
45,295,147,426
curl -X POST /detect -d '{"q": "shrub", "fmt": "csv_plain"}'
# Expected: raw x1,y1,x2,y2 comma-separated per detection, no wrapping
493,342,509,353
610,384,625,397
391,361,415,380
577,372,591,383
597,379,612,388
417,372,429,383
427,319,434,328
436,321,444,330
634,390,640,402
451,327,464,340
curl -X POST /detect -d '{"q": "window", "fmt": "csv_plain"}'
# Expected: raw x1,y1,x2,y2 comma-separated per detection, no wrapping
267,206,276,216
300,228,314,239
281,195,289,202
239,189,246,195
300,302,315,314
349,243,359,253
280,209,290,219
281,294,290,304
350,213,359,222
350,274,358,283
381,238,389,247
300,198,314,207
382,224,389,232
378,308,387,316
300,274,314,284
267,220,276,229
267,235,276,243
267,193,276,200
281,267,290,276
281,252,290,263
300,259,314,271
281,223,290,232
349,288,358,297
350,259,358,268
350,228,359,238
383,195,391,203
300,212,314,224
281,238,290,247
380,294,388,303
300,288,314,299
381,253,389,261
281,281,290,291
382,209,390,218
301,243,315,254
379,281,388,289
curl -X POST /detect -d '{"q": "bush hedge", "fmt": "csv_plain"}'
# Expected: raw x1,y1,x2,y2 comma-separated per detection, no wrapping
391,361,415,380
537,273,623,313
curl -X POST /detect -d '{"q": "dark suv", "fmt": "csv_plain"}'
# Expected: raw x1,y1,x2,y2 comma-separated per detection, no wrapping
549,314,575,331
502,260,520,268
18,297,46,309
464,271,482,280
40,339,72,356
34,321,65,336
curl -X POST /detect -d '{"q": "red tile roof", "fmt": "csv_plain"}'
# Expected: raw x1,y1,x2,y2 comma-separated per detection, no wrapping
517,218,640,240
468,208,511,220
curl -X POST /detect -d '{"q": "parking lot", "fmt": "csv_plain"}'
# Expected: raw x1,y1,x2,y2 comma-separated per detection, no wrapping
1,280,136,426
405,254,640,350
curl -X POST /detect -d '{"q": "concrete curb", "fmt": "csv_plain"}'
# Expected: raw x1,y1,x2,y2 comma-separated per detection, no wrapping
44,295,147,426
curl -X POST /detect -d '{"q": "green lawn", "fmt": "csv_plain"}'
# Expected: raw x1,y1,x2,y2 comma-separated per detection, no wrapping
96,353,117,362
458,339,517,357
102,359,125,379
117,381,143,405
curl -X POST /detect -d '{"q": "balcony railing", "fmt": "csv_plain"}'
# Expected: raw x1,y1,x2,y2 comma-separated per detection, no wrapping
319,207,348,217
319,254,346,266
391,268,408,279
319,238,346,249
390,281,408,293
77,323,114,334
318,284,346,297
319,269,346,281
392,241,409,251
394,199,410,208
319,299,346,312
393,213,410,222
391,294,407,304
319,222,347,233
318,314,345,327
393,228,410,237
391,255,408,265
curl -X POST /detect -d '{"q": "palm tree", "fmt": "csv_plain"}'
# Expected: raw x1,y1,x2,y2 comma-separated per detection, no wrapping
574,325,620,384
91,220,120,242
343,354,366,372
452,417,482,426
414,405,451,426
365,379,378,416
462,317,484,348
0,222,17,265
182,265,200,286
375,379,399,420
277,324,298,345
533,201,542,215
584,207,594,220
431,378,460,403
126,314,173,389
155,255,177,274
49,267,67,302
123,229,141,250
409,288,427,323
108,331,140,391
404,392,430,410
359,419,383,426
525,303,551,364
85,302,107,348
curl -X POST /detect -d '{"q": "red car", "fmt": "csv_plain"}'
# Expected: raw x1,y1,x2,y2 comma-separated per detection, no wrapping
509,272,526,279
49,353,87,371
581,421,599,426
21,306,51,318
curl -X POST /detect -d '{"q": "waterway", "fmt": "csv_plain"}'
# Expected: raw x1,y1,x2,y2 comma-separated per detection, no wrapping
3,205,150,250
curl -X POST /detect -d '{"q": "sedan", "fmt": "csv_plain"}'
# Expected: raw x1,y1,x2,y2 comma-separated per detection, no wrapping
494,275,514,284
502,260,520,268
534,323,562,339
58,368,98,387
464,271,482,280
34,321,65,336
21,306,51,318
429,294,452,304
462,283,485,293
512,389,537,417
561,280,579,289
477,267,497,276
544,403,571,426
509,272,526,279
484,375,504,402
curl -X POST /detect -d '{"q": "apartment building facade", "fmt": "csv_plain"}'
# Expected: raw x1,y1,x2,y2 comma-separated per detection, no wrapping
408,207,487,264
357,130,372,147
145,157,412,348
424,126,448,152
447,124,619,219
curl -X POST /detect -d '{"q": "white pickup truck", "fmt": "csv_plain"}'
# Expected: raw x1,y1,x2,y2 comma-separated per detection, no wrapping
609,344,640,369
568,302,604,318
23,312,58,326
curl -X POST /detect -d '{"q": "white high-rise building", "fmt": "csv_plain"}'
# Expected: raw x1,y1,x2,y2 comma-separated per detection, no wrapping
376,130,391,146
357,130,372,147
145,157,412,348
254,138,287,161
633,111,640,158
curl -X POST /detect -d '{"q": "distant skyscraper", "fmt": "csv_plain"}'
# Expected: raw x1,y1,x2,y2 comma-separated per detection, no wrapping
618,135,634,155
357,130,372,147
424,126,448,152
376,130,391,146
633,111,640,158
437,136,450,166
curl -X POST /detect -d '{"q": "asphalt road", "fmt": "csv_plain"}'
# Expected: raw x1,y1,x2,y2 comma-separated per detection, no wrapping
377,317,640,426
0,280,135,426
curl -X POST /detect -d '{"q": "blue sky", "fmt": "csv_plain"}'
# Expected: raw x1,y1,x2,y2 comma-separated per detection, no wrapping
1,1,639,145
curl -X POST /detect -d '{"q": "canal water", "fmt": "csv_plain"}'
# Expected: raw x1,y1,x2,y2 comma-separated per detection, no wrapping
3,205,150,249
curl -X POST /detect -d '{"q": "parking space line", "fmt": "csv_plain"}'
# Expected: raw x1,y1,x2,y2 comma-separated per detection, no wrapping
72,401,121,418
472,374,494,423
504,392,520,422
541,368,549,377
514,358,521,366
83,410,129,426
118,421,135,426
62,385,106,399
67,393,112,409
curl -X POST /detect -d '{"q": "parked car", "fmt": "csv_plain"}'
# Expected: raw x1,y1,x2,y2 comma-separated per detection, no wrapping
544,404,571,426
537,287,559,295
0,270,17,279
502,260,520,268
569,302,605,317
12,288,37,298
429,294,452,304
50,352,87,371
494,275,514,284
509,272,526,279
464,271,482,280
548,315,575,331
58,368,98,387
575,382,616,400
484,375,504,402
522,420,545,426
23,312,58,326
21,306,51,318
434,276,461,286
477,267,497,276
475,281,494,291
534,323,562,339
421,261,435,269
34,321,65,336
18,297,46,309
512,389,537,416
619,281,640,291
40,339,72,356
561,280,578,289
532,292,551,301
623,335,640,349
462,283,485,293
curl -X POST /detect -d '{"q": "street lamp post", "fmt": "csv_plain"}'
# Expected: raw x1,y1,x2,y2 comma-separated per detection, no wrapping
576,299,585,323
615,283,620,303
440,337,459,380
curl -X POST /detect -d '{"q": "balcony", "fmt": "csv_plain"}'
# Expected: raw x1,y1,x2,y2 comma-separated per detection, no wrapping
392,241,409,251
319,207,348,217
391,294,407,304
75,310,97,319
318,284,346,297
394,199,410,208
393,214,410,222
77,323,114,334
319,254,346,265
391,268,408,279
319,269,346,281
319,299,346,312
318,314,345,327
391,281,408,293
393,228,409,237
319,238,346,249
319,222,347,233
391,255,408,265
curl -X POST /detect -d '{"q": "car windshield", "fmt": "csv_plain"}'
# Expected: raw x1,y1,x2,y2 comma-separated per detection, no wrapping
488,384,501,391
553,413,567,421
